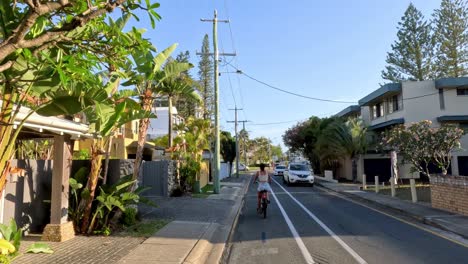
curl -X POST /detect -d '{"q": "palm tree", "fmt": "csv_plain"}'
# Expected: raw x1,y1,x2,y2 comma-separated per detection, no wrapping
125,44,193,181
317,118,368,182
159,61,201,148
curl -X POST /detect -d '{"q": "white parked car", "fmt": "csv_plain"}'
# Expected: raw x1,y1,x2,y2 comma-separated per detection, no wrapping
283,163,314,186
239,163,249,171
274,165,287,176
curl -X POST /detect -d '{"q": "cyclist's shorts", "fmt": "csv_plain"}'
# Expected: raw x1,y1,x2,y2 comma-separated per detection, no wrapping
257,182,272,192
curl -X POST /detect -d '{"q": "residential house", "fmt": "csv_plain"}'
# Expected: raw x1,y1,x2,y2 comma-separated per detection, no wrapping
335,77,468,182
2,103,89,240
147,106,184,141
335,105,361,119
74,118,158,161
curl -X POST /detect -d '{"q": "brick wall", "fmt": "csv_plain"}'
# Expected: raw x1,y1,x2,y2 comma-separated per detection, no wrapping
430,175,468,216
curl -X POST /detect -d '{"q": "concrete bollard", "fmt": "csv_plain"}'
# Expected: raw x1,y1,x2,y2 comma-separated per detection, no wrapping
362,174,367,190
375,176,379,193
410,179,418,203
390,176,396,197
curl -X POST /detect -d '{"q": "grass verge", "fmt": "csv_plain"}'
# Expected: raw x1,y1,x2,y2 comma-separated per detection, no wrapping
117,219,169,237
192,184,214,198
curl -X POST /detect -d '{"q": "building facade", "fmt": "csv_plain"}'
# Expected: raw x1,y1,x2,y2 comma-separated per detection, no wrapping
336,77,468,182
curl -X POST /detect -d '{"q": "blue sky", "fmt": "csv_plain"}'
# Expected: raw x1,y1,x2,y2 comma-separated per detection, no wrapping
126,0,441,150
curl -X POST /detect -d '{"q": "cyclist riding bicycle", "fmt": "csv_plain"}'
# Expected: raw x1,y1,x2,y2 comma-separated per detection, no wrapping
253,163,272,212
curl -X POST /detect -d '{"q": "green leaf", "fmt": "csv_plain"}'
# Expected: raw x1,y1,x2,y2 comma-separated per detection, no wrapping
102,196,125,211
114,180,136,192
0,1,14,37
149,14,155,29
150,3,161,9
121,192,139,202
26,243,54,254
149,9,162,21
69,178,83,190
29,16,48,38
152,44,179,74
96,196,106,204
81,188,91,200
36,96,87,116
101,102,126,136
12,229,22,251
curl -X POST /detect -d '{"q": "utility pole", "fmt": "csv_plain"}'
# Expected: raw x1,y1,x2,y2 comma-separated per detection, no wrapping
227,107,243,178
199,10,235,194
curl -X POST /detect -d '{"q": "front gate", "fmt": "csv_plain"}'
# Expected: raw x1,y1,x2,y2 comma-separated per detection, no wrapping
141,161,170,197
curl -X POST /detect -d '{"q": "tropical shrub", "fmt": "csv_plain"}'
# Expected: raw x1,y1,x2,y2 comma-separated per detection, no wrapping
173,117,211,192
121,207,138,226
69,172,152,235
0,219,52,263
0,219,21,261
382,120,464,177
179,158,199,191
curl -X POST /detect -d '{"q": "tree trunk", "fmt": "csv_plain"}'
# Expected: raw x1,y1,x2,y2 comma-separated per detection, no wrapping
0,88,17,196
168,96,173,148
102,136,112,185
133,87,153,182
390,151,398,184
351,157,357,182
80,139,104,233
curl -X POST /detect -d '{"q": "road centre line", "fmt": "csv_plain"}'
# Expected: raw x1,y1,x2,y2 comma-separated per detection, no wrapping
273,178,368,264
270,187,315,264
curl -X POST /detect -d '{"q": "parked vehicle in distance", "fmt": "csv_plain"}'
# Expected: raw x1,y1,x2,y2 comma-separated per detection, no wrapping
239,163,249,171
283,163,314,186
274,165,287,176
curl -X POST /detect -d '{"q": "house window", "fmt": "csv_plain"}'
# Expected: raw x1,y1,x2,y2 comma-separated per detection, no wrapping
457,88,468,96
460,123,468,134
439,89,445,110
388,95,402,114
372,102,384,119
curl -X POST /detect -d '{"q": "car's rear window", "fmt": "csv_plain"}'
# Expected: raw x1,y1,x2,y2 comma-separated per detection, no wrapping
276,166,286,169
289,164,309,171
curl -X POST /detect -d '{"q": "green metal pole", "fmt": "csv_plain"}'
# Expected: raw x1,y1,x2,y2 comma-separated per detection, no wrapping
213,10,220,194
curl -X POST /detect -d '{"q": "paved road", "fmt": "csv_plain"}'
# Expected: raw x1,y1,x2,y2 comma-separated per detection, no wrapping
227,175,468,264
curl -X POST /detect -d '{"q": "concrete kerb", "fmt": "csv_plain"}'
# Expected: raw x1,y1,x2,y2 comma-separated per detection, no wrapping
183,174,252,264
315,182,468,240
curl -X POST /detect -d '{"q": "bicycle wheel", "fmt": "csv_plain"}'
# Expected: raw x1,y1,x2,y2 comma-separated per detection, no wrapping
262,199,267,218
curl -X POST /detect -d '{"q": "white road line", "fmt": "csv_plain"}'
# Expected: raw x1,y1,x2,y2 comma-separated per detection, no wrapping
273,178,368,264
270,187,315,264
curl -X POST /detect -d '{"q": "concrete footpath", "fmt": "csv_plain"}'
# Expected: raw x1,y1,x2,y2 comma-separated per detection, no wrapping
118,174,251,264
316,179,468,241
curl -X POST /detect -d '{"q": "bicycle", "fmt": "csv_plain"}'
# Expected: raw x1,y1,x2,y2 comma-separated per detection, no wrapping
258,190,268,219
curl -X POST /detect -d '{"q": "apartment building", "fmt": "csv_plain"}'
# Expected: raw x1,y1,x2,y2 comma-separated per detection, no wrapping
336,77,468,182
147,106,184,141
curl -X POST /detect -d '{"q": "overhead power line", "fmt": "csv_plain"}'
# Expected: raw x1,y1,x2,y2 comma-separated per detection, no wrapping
226,62,445,104
222,1,249,122
225,63,357,104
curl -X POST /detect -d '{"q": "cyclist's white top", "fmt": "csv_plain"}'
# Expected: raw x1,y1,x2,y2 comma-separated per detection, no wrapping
258,171,268,182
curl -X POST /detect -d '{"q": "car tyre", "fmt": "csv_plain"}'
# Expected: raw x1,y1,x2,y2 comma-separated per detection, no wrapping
310,183,314,187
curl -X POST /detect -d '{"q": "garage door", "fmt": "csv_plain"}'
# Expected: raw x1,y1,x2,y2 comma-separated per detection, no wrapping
364,159,391,183
459,156,468,176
